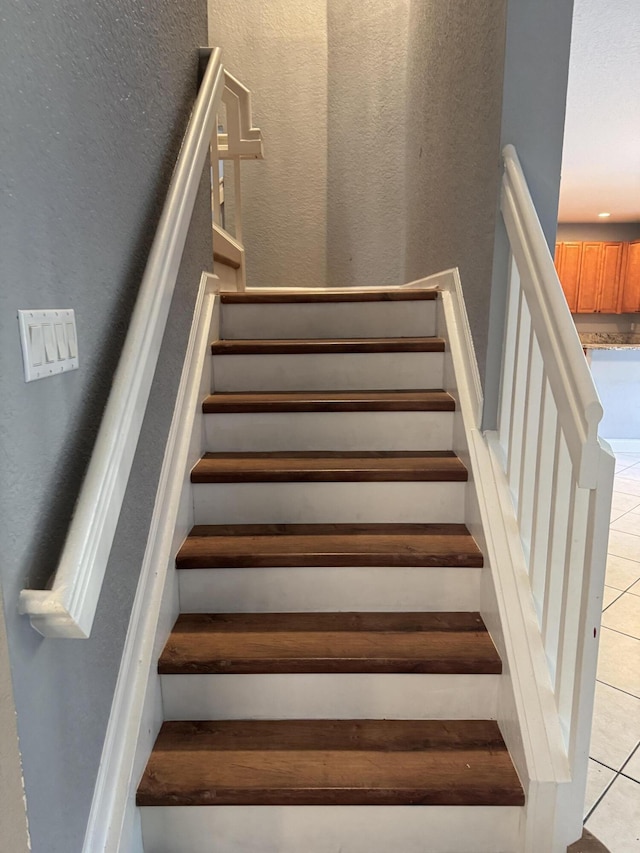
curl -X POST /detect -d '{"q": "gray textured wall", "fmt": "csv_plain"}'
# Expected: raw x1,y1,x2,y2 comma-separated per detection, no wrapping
0,2,209,850
404,1,507,384
209,0,328,289
484,0,575,427
326,0,409,288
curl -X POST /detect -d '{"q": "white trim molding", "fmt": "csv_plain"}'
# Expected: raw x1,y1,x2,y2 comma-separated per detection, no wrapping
82,274,219,852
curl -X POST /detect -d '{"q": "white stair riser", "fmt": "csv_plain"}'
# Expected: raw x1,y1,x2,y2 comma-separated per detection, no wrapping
221,300,437,340
140,804,521,853
178,566,481,613
160,673,499,721
212,352,444,391
205,410,454,452
192,481,466,525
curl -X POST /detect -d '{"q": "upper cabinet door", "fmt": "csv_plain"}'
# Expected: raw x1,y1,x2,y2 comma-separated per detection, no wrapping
621,241,640,313
576,242,603,313
554,240,637,314
555,242,582,312
598,242,625,313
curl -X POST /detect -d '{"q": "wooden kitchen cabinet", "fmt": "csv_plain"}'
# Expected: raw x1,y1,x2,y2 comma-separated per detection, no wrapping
554,242,582,311
598,242,626,312
620,240,640,313
576,242,602,313
554,240,629,314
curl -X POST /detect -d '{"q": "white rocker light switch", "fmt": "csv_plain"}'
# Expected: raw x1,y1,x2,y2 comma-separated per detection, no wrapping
18,309,79,382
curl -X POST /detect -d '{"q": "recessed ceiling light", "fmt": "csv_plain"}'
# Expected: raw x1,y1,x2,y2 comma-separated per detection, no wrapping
598,212,611,218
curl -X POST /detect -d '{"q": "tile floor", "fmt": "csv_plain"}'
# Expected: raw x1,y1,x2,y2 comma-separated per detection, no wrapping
583,451,640,852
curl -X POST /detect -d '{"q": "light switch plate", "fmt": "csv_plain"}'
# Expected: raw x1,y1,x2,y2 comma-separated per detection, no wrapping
18,309,79,382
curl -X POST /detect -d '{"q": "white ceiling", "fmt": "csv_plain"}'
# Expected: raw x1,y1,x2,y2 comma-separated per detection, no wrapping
558,0,640,223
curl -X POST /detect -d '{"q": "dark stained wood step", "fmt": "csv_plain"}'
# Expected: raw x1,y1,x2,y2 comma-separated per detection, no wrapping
137,719,524,806
176,522,483,569
158,611,501,675
202,389,455,413
220,289,438,304
211,337,445,355
190,451,467,483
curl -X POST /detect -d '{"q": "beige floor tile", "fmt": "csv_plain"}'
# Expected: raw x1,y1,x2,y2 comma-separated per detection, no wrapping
611,492,640,522
614,476,640,498
606,554,640,591
615,453,640,465
586,774,640,852
602,593,640,641
611,510,640,536
608,529,640,563
622,746,640,784
617,464,640,482
590,681,640,771
603,586,623,610
629,579,640,597
616,463,633,475
597,627,640,698
616,459,640,475
584,759,616,816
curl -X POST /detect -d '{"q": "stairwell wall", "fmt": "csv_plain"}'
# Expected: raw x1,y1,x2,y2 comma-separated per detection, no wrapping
403,1,508,387
208,1,508,383
0,2,210,850
484,0,575,428
326,0,409,289
208,0,329,289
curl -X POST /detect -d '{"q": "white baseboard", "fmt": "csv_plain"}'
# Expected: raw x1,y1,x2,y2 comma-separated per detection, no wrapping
82,273,219,853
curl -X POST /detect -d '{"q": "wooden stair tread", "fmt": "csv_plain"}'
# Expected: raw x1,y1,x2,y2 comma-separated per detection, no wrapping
158,611,501,674
176,522,483,569
211,337,445,355
203,389,455,413
137,719,524,807
191,451,467,483
220,289,438,304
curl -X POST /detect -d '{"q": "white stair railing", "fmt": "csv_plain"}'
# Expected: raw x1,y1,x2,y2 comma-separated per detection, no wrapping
18,48,262,639
495,144,615,841
211,68,263,289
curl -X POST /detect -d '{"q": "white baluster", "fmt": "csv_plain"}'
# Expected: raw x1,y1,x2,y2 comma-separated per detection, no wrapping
528,376,558,620
507,290,531,506
211,115,222,227
497,254,520,455
518,330,544,560
555,484,590,747
542,430,572,684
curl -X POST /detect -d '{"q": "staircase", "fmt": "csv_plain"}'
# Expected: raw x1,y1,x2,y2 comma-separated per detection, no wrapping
137,288,524,852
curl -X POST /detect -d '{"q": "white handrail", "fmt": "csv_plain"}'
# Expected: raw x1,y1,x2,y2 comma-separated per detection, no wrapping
501,145,603,489
18,49,260,638
496,144,615,844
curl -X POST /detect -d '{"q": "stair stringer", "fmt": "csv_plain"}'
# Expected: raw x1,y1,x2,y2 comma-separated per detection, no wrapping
82,272,222,853
435,267,572,853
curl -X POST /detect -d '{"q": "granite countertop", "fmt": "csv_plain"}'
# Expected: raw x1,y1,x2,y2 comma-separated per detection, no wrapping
579,332,640,350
